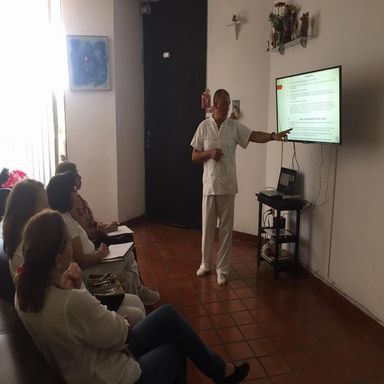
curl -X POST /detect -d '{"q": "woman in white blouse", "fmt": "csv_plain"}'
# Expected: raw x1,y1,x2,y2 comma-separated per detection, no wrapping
46,171,160,306
15,210,249,384
46,172,110,268
4,180,144,325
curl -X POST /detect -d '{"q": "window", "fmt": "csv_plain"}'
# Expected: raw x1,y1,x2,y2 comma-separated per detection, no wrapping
0,0,67,185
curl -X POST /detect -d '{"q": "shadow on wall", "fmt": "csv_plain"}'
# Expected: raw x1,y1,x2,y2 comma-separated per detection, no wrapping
310,11,319,37
295,171,304,198
294,171,312,267
342,77,384,148
294,147,336,273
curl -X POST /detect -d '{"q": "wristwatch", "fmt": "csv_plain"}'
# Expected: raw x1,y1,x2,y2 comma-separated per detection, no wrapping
270,132,276,140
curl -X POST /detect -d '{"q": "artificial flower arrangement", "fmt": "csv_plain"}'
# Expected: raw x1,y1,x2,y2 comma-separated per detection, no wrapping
268,2,309,49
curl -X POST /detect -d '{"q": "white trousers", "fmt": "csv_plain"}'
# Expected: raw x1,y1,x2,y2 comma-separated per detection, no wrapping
200,194,235,276
117,252,143,294
116,293,146,325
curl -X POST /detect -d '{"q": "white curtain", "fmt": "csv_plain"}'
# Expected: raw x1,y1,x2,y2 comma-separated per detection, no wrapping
0,0,67,185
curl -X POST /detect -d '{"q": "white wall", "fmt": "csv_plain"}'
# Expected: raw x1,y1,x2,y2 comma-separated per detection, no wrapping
62,0,145,223
207,0,272,235
114,0,145,222
324,0,384,323
265,0,384,323
208,0,384,324
62,0,384,323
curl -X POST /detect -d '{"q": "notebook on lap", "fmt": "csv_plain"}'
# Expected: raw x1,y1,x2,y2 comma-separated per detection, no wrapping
260,167,298,199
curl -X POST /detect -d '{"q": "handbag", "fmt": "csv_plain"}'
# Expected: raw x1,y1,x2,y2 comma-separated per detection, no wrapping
85,273,125,312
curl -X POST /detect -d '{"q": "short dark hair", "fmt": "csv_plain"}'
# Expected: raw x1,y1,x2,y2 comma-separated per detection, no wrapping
0,168,9,185
3,179,45,257
213,89,230,107
47,171,77,213
55,161,78,176
16,210,67,313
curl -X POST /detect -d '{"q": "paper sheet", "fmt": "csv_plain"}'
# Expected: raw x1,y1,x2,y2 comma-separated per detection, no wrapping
106,225,134,237
100,242,134,263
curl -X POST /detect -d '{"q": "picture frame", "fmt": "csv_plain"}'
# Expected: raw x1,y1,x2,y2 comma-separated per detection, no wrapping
66,35,111,91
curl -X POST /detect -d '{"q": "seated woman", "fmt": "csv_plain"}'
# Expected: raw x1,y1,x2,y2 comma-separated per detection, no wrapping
4,179,145,324
55,161,118,243
15,210,249,384
46,171,159,306
2,179,48,280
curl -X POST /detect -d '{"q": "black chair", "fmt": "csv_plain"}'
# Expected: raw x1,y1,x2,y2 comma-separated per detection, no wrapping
0,188,11,219
0,299,64,383
0,239,15,305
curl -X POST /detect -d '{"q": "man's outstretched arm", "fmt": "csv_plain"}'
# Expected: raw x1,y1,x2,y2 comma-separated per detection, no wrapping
249,128,292,143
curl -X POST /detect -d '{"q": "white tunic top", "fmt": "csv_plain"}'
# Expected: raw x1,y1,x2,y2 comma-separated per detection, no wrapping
62,212,95,254
191,117,252,195
16,286,141,384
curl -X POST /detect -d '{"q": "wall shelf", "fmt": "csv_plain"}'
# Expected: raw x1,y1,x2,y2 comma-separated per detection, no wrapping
268,36,311,55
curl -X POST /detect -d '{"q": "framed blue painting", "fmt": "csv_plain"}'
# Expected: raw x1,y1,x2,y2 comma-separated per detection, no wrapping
66,35,111,91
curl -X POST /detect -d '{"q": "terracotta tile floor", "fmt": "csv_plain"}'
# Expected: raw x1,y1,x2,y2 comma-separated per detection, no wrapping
131,220,384,383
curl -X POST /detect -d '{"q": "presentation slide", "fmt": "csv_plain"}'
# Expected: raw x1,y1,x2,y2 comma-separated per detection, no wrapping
276,67,340,143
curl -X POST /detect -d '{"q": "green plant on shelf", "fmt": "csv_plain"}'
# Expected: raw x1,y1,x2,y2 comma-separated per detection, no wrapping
267,1,300,49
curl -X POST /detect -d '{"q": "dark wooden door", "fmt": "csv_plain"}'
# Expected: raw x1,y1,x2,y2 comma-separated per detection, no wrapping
143,0,206,229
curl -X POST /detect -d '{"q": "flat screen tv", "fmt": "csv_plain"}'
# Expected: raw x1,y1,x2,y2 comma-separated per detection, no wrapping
276,65,341,144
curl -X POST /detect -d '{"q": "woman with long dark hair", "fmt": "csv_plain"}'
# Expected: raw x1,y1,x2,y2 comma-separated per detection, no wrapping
2,179,48,279
16,210,249,384
5,179,145,324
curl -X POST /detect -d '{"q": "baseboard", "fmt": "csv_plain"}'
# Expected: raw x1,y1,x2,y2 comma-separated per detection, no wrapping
300,262,384,327
120,215,147,227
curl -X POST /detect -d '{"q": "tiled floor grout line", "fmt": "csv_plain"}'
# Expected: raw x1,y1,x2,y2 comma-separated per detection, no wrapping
133,221,384,383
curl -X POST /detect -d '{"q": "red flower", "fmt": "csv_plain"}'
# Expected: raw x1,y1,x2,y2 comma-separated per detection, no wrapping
17,264,25,275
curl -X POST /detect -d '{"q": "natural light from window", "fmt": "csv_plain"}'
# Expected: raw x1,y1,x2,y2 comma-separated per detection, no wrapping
0,0,67,185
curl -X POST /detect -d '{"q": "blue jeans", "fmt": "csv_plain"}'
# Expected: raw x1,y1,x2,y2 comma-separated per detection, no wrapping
128,304,225,384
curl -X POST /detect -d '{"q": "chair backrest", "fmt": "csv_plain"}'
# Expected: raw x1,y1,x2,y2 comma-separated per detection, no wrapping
0,239,15,304
0,188,11,219
0,299,65,383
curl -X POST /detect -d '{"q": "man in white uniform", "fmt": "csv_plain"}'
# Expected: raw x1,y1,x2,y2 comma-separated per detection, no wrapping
191,89,291,286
